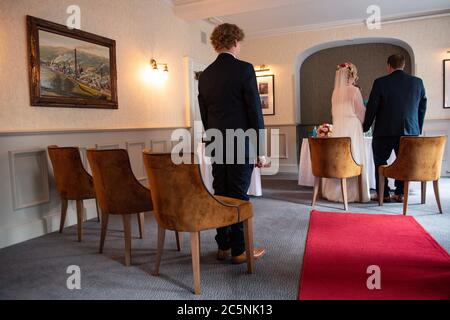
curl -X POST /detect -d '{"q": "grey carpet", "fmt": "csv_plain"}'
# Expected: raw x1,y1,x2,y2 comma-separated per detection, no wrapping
0,177,448,300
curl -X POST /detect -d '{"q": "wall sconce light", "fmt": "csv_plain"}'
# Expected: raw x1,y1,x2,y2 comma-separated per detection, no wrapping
147,58,169,82
255,64,270,72
151,58,169,72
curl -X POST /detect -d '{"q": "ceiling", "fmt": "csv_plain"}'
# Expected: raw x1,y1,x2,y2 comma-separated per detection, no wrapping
169,0,450,37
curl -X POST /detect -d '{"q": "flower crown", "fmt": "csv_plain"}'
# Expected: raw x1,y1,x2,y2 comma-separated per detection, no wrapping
336,62,357,80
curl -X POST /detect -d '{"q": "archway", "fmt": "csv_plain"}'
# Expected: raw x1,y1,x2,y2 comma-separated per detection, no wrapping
294,37,415,156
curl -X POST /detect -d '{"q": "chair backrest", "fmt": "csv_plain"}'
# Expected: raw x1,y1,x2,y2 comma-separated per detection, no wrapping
87,149,151,215
47,145,94,200
308,137,362,179
389,136,447,181
143,151,231,231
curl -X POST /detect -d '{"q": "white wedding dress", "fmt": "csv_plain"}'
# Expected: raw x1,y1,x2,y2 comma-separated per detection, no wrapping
322,70,370,203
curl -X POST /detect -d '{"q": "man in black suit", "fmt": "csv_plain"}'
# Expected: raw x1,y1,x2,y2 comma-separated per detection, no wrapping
363,54,427,202
198,23,266,264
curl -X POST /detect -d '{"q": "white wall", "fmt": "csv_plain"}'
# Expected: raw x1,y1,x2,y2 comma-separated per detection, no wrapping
0,0,215,131
239,15,450,172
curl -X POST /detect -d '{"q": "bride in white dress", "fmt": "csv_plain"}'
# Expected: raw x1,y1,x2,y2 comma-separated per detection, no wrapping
322,62,370,203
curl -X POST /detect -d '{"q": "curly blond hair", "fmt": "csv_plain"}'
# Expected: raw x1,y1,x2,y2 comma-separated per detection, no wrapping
210,23,245,51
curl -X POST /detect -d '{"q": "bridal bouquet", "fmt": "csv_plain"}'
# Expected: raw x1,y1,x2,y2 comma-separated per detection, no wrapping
317,123,333,137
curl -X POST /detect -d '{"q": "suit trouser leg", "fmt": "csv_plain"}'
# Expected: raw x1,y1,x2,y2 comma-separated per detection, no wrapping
212,164,232,251
226,164,253,256
392,137,404,195
373,137,395,197
212,163,254,256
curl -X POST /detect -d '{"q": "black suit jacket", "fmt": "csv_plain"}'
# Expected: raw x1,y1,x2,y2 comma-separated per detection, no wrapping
198,53,265,156
363,70,427,137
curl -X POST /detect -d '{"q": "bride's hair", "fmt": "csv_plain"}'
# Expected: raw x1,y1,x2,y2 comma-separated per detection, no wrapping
335,62,358,87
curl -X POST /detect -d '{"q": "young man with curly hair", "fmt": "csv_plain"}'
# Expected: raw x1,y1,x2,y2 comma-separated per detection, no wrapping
198,23,266,264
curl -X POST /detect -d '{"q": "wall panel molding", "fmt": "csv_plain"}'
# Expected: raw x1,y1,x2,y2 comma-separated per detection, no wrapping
126,141,147,181
77,146,92,174
277,133,288,159
150,140,168,153
268,130,289,159
8,148,50,210
423,127,450,175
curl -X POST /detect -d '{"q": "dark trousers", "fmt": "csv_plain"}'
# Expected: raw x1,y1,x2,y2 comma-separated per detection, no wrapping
212,163,254,257
372,136,404,196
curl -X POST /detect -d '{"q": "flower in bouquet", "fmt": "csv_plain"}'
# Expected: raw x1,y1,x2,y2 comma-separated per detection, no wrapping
317,123,333,137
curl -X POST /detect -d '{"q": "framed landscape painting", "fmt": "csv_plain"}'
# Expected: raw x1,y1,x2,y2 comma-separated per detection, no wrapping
27,16,118,109
256,74,275,115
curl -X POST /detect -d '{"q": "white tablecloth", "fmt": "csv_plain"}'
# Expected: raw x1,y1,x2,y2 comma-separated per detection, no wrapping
197,143,262,196
298,137,395,189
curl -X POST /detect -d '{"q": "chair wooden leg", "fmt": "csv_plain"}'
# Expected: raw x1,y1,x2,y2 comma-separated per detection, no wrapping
433,180,443,214
312,177,320,207
341,178,348,211
358,174,363,203
122,215,132,266
403,181,410,216
153,225,166,276
76,200,83,242
379,174,385,206
318,177,323,198
95,198,101,222
190,232,201,295
99,212,109,253
59,199,68,233
421,181,427,204
137,212,145,239
175,231,183,251
244,218,255,274
198,232,201,256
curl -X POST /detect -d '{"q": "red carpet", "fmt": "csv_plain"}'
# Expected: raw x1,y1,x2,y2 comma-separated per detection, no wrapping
299,210,450,300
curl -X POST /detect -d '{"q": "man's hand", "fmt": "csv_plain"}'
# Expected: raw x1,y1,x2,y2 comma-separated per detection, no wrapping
256,156,269,168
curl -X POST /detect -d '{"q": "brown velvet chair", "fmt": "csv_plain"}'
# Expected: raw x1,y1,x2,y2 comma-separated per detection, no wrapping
143,151,255,295
87,149,181,266
48,145,100,242
308,137,363,210
378,136,447,215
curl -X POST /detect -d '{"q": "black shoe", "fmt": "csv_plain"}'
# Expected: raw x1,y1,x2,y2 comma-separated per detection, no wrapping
371,194,391,203
392,194,404,203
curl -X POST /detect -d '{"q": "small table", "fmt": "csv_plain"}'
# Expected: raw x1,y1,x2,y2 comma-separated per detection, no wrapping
197,143,262,196
298,137,395,189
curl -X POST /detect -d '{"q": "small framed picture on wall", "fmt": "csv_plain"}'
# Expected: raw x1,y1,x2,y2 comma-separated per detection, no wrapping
444,59,450,108
256,74,275,115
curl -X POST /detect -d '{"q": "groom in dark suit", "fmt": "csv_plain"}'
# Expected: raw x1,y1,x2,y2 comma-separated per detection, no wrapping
363,54,427,202
198,23,266,264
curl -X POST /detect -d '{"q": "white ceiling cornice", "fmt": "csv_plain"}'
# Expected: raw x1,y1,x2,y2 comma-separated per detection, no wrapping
172,0,303,21
167,0,450,40
245,9,450,40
